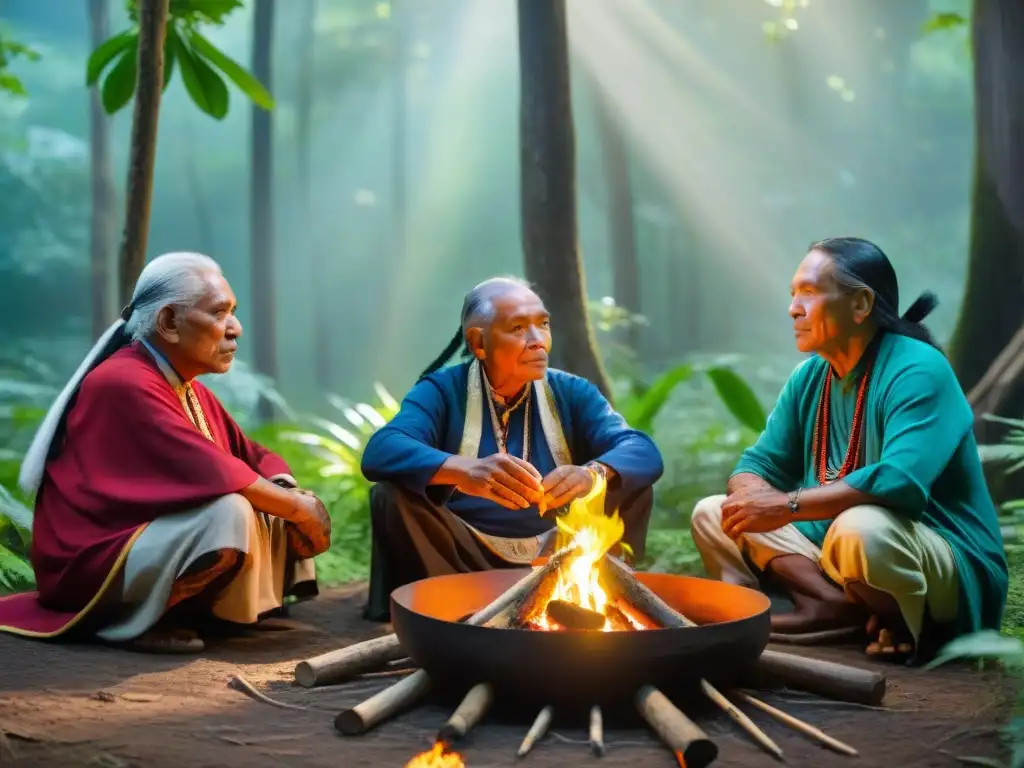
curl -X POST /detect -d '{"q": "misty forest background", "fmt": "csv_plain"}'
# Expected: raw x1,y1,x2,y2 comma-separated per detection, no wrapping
4,0,1024,710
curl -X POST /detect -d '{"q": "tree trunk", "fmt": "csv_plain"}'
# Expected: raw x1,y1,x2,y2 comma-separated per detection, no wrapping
88,0,118,335
251,0,276,416
591,79,640,352
517,0,612,400
948,0,1024,443
117,0,169,304
295,0,326,390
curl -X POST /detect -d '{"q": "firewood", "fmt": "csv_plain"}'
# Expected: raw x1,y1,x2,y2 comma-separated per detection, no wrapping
589,705,605,756
437,683,494,745
517,705,554,757
545,599,605,630
601,555,887,706
333,669,432,736
334,544,582,736
635,686,718,768
294,634,407,688
734,691,858,756
602,557,783,759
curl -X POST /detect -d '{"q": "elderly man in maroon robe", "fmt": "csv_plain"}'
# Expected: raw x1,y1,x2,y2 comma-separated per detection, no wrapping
0,252,332,653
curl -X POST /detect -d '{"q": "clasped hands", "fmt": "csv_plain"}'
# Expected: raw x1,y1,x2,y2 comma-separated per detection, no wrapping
457,453,596,513
720,484,792,539
287,487,332,557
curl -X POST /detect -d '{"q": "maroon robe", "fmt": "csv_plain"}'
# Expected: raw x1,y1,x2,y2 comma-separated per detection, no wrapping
0,342,291,637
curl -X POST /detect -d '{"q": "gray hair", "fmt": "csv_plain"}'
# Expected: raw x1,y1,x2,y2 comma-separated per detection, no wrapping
18,251,224,495
417,275,536,381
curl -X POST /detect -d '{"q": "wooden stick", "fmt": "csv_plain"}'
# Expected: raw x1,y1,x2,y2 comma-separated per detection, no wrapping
602,557,782,760
700,681,783,760
735,691,858,756
602,555,887,706
589,705,605,756
517,705,554,758
333,668,432,735
437,683,495,745
635,686,718,768
334,546,581,736
294,634,407,688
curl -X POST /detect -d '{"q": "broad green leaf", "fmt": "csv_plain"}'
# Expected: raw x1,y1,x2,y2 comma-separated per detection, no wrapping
705,367,767,433
187,30,274,110
925,630,1024,669
620,364,693,433
0,71,26,97
100,43,138,114
0,484,32,530
174,35,229,119
87,30,137,85
163,25,178,90
921,12,967,35
169,0,243,25
0,541,34,592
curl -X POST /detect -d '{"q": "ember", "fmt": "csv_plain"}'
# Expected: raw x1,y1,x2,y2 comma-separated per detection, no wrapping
525,474,644,632
404,741,465,768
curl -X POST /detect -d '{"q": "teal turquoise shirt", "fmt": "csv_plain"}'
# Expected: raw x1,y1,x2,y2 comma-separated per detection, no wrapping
732,332,1008,640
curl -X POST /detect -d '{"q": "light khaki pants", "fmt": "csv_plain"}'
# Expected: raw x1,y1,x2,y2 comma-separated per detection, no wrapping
689,494,959,643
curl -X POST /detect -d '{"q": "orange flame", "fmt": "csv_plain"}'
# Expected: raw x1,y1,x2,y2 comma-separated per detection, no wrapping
404,742,466,768
531,474,635,631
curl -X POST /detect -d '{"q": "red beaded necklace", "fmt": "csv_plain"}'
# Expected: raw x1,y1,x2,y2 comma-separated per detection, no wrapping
810,348,877,485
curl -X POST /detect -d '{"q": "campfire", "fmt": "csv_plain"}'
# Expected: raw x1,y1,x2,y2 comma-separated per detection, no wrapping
293,478,886,766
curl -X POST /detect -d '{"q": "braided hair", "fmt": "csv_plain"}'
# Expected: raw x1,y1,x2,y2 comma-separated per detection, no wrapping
810,237,941,350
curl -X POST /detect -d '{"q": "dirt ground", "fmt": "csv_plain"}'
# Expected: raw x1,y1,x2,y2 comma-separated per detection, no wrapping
0,583,1014,768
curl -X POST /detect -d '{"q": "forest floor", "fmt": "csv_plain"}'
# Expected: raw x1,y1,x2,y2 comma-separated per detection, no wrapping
0,582,1014,768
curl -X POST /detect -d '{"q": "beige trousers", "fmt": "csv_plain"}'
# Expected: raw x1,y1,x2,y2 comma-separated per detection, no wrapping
690,494,959,643
96,494,317,642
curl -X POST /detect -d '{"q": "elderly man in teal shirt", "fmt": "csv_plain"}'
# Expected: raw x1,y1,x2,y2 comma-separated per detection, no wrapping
691,237,1008,663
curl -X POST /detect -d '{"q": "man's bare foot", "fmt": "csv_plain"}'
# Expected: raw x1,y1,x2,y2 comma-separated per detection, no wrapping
864,614,913,659
124,627,205,654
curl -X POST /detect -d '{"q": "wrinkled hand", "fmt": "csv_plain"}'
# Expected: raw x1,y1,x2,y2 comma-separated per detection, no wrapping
457,454,544,510
720,487,791,539
288,489,332,557
540,465,596,513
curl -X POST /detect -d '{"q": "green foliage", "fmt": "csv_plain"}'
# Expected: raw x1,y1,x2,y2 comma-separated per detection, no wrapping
247,383,400,583
87,0,273,119
704,366,767,434
922,12,969,35
0,31,41,98
619,363,692,434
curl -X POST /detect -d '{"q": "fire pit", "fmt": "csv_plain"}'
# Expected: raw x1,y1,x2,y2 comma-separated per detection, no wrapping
390,567,772,704
296,479,887,766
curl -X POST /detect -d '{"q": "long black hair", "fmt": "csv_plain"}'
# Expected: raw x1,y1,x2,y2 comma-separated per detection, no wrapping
417,276,533,381
810,237,941,350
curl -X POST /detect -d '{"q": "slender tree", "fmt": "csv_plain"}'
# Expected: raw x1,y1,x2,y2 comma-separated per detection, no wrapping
250,0,276,415
117,0,169,304
517,0,612,399
88,0,118,335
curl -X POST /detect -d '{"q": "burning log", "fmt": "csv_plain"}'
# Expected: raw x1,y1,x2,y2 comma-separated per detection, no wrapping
294,633,408,688
601,555,887,706
545,599,605,630
589,705,605,756
437,683,494,745
517,705,554,758
335,545,582,736
635,686,718,768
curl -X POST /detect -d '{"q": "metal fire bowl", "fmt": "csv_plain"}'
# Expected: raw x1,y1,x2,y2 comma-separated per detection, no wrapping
390,569,771,705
